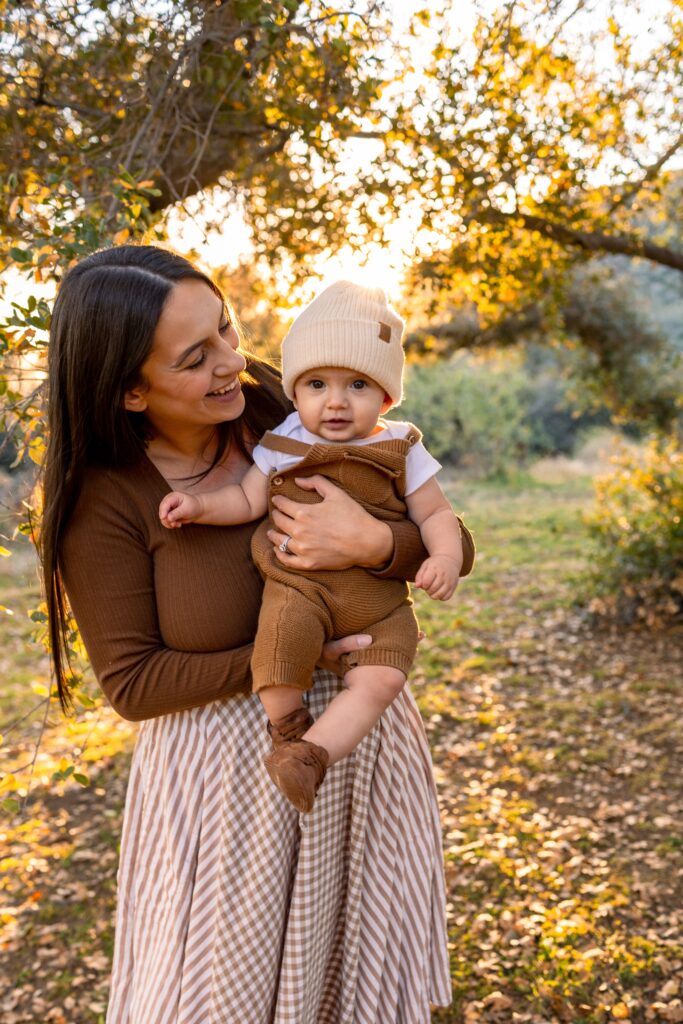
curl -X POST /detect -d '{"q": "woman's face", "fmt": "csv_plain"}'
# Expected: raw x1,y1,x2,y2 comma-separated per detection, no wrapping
124,279,247,436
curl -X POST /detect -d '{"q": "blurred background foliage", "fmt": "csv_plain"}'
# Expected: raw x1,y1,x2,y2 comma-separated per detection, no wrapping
1,0,682,630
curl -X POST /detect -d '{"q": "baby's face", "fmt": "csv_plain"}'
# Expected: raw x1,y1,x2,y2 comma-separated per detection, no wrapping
292,366,390,441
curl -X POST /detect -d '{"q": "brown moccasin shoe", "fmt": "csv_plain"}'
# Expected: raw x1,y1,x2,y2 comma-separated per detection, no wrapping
263,740,329,813
266,707,315,746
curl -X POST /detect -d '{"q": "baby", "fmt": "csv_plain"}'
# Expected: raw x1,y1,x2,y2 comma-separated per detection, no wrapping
159,281,468,813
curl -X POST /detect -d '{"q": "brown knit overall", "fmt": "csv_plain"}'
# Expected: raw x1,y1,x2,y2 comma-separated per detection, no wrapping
249,427,423,692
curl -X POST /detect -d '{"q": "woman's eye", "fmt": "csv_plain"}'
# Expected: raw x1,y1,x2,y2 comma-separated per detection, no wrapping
187,351,207,370
219,320,231,335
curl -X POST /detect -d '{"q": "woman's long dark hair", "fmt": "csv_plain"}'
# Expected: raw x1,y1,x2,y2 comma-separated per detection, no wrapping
40,244,290,711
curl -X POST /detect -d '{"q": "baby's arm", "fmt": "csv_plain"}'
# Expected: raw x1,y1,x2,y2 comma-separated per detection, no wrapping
405,478,463,600
159,464,269,528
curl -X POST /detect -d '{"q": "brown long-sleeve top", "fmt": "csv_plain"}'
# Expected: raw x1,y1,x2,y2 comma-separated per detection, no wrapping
60,454,434,722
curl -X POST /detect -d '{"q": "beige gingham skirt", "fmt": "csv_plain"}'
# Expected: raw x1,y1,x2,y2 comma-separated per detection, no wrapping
106,672,451,1023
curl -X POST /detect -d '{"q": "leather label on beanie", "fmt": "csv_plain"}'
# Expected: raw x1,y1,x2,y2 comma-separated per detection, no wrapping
378,322,392,342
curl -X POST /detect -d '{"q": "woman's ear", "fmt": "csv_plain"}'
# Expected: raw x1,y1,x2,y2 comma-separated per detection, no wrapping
123,386,148,413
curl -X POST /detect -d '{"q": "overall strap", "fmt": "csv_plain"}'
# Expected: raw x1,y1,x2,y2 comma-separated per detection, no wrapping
403,424,422,447
259,431,311,456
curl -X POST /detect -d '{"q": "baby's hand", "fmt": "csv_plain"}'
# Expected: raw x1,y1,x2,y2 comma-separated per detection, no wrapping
159,491,203,528
414,555,460,601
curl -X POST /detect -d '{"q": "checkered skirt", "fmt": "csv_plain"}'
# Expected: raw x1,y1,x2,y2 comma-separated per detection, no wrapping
106,672,451,1023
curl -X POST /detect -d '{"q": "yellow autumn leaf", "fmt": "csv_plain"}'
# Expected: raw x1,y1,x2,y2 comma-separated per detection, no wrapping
28,441,45,465
0,774,17,794
113,228,130,244
611,1003,631,1020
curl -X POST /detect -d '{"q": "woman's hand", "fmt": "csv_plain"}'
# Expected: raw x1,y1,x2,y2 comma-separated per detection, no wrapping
266,475,394,571
318,634,372,676
319,629,427,679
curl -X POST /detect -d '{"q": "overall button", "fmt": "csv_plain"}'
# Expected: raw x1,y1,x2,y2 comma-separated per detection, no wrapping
272,476,284,486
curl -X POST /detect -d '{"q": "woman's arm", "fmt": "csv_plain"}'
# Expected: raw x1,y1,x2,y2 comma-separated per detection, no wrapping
60,471,254,722
264,474,425,575
264,473,475,581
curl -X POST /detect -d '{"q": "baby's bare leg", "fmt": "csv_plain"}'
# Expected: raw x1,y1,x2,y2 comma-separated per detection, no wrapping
259,685,306,725
302,665,406,765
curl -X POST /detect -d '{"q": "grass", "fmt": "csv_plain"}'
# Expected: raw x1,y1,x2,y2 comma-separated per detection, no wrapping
1,470,682,1023
411,473,683,1023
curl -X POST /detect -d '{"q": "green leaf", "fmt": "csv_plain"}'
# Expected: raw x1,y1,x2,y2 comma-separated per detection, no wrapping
73,773,89,786
9,247,31,263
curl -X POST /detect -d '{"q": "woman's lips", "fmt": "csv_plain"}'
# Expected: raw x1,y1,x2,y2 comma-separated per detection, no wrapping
207,379,241,402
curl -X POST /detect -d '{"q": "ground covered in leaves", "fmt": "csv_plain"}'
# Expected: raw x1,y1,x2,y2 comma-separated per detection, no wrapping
1,473,682,1023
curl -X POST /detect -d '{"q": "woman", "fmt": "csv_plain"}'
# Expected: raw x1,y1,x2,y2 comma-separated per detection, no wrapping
41,245,471,1023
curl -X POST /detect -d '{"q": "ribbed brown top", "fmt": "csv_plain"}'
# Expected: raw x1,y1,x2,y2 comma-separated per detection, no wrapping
60,455,429,721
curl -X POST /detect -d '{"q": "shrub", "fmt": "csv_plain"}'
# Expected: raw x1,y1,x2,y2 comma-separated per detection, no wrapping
587,438,683,624
393,355,531,476
392,351,615,475
519,371,611,457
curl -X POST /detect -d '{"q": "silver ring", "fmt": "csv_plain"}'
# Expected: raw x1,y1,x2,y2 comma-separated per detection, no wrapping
279,535,291,554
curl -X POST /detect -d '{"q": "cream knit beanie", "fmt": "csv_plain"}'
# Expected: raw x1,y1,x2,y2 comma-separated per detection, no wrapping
281,280,405,406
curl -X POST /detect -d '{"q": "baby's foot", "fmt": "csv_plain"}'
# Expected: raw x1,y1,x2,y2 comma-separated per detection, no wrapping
267,707,314,746
263,740,329,813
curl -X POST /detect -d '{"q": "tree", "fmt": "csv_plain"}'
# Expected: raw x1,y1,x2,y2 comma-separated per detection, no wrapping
3,0,683,441
1,0,390,261
0,0,392,452
387,0,683,381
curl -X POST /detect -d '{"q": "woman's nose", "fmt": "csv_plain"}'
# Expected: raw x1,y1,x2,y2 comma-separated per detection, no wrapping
216,337,247,375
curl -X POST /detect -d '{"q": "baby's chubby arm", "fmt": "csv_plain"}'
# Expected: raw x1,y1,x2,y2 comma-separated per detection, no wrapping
159,464,269,528
405,478,463,600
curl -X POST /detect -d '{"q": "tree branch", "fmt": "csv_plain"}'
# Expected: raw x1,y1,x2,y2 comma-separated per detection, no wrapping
475,209,683,273
405,302,544,354
609,130,683,213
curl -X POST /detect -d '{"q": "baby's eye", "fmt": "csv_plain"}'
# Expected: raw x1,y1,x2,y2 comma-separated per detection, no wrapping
351,379,367,390
308,379,325,389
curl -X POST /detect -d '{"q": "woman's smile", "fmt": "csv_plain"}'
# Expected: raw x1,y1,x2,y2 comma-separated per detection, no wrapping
206,378,241,400
124,279,248,436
